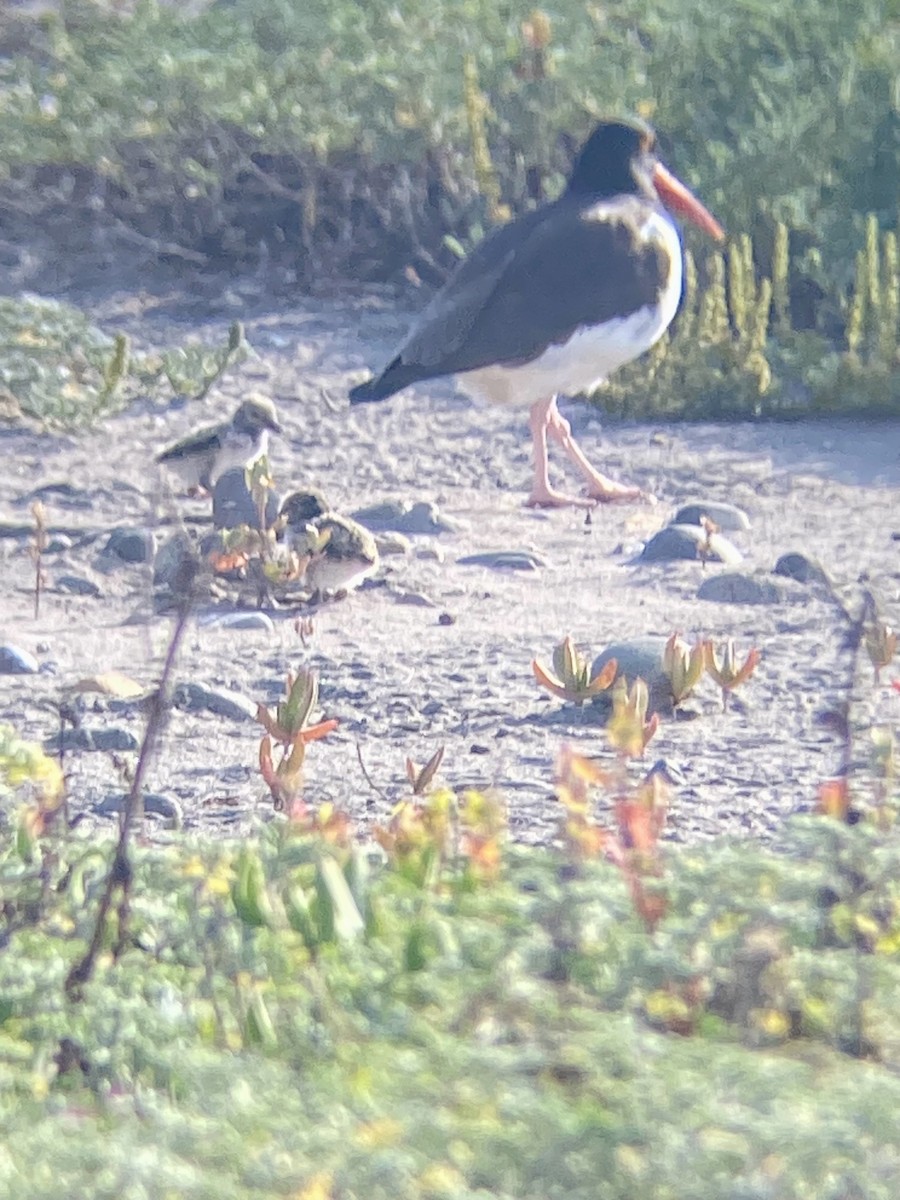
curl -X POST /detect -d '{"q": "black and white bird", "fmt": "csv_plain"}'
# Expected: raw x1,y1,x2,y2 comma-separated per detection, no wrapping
350,117,724,508
156,396,282,494
279,488,379,599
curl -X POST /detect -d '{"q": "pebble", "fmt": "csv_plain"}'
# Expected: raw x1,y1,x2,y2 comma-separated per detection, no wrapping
590,636,674,710
672,500,751,532
773,551,830,587
391,588,438,607
697,572,786,605
199,611,275,634
213,469,281,531
102,526,155,564
415,544,445,564
94,792,184,824
153,531,199,595
639,524,743,566
0,521,93,546
173,682,258,722
55,573,102,597
0,643,39,674
352,499,460,535
374,532,412,557
457,550,546,571
22,481,93,510
45,726,139,753
647,758,687,787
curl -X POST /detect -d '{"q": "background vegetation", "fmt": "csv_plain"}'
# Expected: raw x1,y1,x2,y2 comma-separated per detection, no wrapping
0,0,897,419
4,742,900,1199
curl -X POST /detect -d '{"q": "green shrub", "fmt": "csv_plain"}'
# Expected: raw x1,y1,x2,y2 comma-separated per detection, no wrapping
4,816,900,1197
0,0,896,417
0,0,894,285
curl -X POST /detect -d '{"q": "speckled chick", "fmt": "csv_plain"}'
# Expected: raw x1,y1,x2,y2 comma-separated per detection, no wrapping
157,396,281,493
279,489,379,597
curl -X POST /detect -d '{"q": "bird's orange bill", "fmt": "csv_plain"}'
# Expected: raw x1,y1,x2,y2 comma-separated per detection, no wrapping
651,163,725,241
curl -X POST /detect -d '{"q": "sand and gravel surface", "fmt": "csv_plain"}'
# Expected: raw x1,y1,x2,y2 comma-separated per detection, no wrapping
1,288,898,844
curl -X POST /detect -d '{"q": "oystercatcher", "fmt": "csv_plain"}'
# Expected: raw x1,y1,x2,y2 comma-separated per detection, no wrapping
350,117,724,507
156,395,282,494
279,488,379,599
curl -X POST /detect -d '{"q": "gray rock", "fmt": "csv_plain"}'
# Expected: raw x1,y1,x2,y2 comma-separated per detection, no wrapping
698,572,786,605
0,643,39,674
0,520,32,540
171,682,208,713
457,550,547,571
352,499,459,535
773,551,830,586
204,688,259,723
647,758,687,787
639,524,743,566
102,526,154,564
173,682,258,722
0,521,95,547
21,481,93,510
391,588,438,607
199,530,227,559
154,531,200,596
55,573,102,597
199,611,275,634
672,500,751,532
213,468,281,531
375,532,413,557
45,726,139,753
590,636,674,710
95,792,183,823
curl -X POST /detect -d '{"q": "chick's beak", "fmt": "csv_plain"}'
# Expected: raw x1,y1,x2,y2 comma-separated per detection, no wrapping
651,162,725,241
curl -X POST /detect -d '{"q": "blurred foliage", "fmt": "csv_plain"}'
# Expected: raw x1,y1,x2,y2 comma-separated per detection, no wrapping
0,296,249,426
4,812,900,1195
0,1,895,281
601,219,899,418
0,0,896,416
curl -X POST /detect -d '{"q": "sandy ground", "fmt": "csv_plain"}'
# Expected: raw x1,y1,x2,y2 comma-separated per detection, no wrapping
1,287,898,845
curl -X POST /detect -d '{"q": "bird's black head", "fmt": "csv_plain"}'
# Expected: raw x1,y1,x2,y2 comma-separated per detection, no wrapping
565,117,657,200
234,396,282,436
279,488,329,527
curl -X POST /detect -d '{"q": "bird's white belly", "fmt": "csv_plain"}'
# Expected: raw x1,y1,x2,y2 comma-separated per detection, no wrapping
458,212,682,408
213,430,269,483
305,555,376,595
158,430,267,490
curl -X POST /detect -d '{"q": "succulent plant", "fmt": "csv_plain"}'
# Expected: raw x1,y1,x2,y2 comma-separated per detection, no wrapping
704,639,762,709
864,620,897,684
256,668,338,812
606,677,659,756
662,632,706,705
532,636,617,705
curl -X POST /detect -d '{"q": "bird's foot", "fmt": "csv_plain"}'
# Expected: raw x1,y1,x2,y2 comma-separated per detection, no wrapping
525,484,597,509
584,477,657,505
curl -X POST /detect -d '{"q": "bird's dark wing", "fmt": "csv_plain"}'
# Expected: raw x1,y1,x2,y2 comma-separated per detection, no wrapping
156,425,224,462
350,197,672,403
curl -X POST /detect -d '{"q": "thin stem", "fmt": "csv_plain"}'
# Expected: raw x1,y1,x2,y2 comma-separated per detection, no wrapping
65,570,197,999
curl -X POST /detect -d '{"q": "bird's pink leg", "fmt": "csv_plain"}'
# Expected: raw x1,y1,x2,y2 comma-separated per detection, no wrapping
526,397,594,508
545,396,652,504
